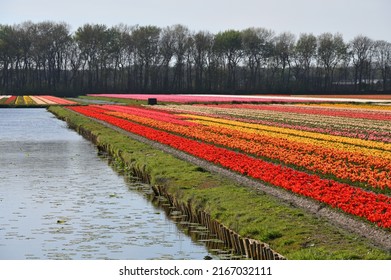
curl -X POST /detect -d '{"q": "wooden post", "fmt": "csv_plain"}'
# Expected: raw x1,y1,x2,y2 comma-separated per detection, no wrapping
261,244,267,260
243,238,251,258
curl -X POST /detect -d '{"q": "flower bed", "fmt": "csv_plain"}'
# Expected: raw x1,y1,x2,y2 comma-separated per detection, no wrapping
4,96,17,104
0,95,77,106
39,95,77,105
67,104,391,229
87,93,308,103
87,93,391,103
162,104,391,143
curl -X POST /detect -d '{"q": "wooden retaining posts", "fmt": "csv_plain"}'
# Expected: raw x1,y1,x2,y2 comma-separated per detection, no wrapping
153,184,286,260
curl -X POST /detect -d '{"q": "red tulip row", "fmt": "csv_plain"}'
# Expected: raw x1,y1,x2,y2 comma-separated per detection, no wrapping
68,105,391,228
4,96,17,104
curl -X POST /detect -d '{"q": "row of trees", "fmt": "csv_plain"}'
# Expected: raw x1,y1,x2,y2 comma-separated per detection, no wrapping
1,21,390,95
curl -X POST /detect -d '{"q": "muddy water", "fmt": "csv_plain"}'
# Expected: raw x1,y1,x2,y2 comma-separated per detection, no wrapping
0,108,214,260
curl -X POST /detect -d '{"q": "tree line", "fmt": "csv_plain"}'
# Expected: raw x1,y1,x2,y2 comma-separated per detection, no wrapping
1,21,390,96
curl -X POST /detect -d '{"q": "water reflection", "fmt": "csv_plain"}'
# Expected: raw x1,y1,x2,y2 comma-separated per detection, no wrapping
0,109,213,260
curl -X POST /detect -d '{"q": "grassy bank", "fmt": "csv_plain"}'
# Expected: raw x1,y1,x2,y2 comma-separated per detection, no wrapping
48,106,391,260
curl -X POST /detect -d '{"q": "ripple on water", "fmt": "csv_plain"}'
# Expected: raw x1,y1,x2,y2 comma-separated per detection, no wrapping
0,109,215,260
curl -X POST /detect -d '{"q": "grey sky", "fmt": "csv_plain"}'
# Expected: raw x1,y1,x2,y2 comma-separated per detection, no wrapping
1,0,390,42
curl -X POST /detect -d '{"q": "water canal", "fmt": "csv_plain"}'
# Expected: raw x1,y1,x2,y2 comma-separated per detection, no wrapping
0,108,216,260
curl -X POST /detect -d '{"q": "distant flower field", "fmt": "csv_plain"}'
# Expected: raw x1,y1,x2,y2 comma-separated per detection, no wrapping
87,93,300,103
87,93,391,103
0,95,77,106
67,101,391,229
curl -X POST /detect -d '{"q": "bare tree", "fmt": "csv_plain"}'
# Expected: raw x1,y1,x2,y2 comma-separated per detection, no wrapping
273,32,296,91
159,26,175,90
241,27,274,91
0,24,20,90
292,33,317,91
170,24,191,91
350,35,374,91
131,25,161,91
317,33,347,91
373,40,391,91
75,24,109,91
214,29,243,91
1,21,390,95
192,30,213,91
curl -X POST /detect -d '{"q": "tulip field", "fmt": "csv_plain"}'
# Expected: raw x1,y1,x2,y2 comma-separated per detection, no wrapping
87,93,391,103
66,101,391,229
0,95,77,106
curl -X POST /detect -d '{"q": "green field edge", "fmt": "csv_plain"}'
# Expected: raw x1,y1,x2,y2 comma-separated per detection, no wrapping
48,105,391,260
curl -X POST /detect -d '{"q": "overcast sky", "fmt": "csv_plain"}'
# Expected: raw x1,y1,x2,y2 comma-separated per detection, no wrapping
1,0,390,42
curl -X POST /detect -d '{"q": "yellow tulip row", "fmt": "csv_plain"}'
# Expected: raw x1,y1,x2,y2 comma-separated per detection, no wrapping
182,114,391,153
159,104,391,133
